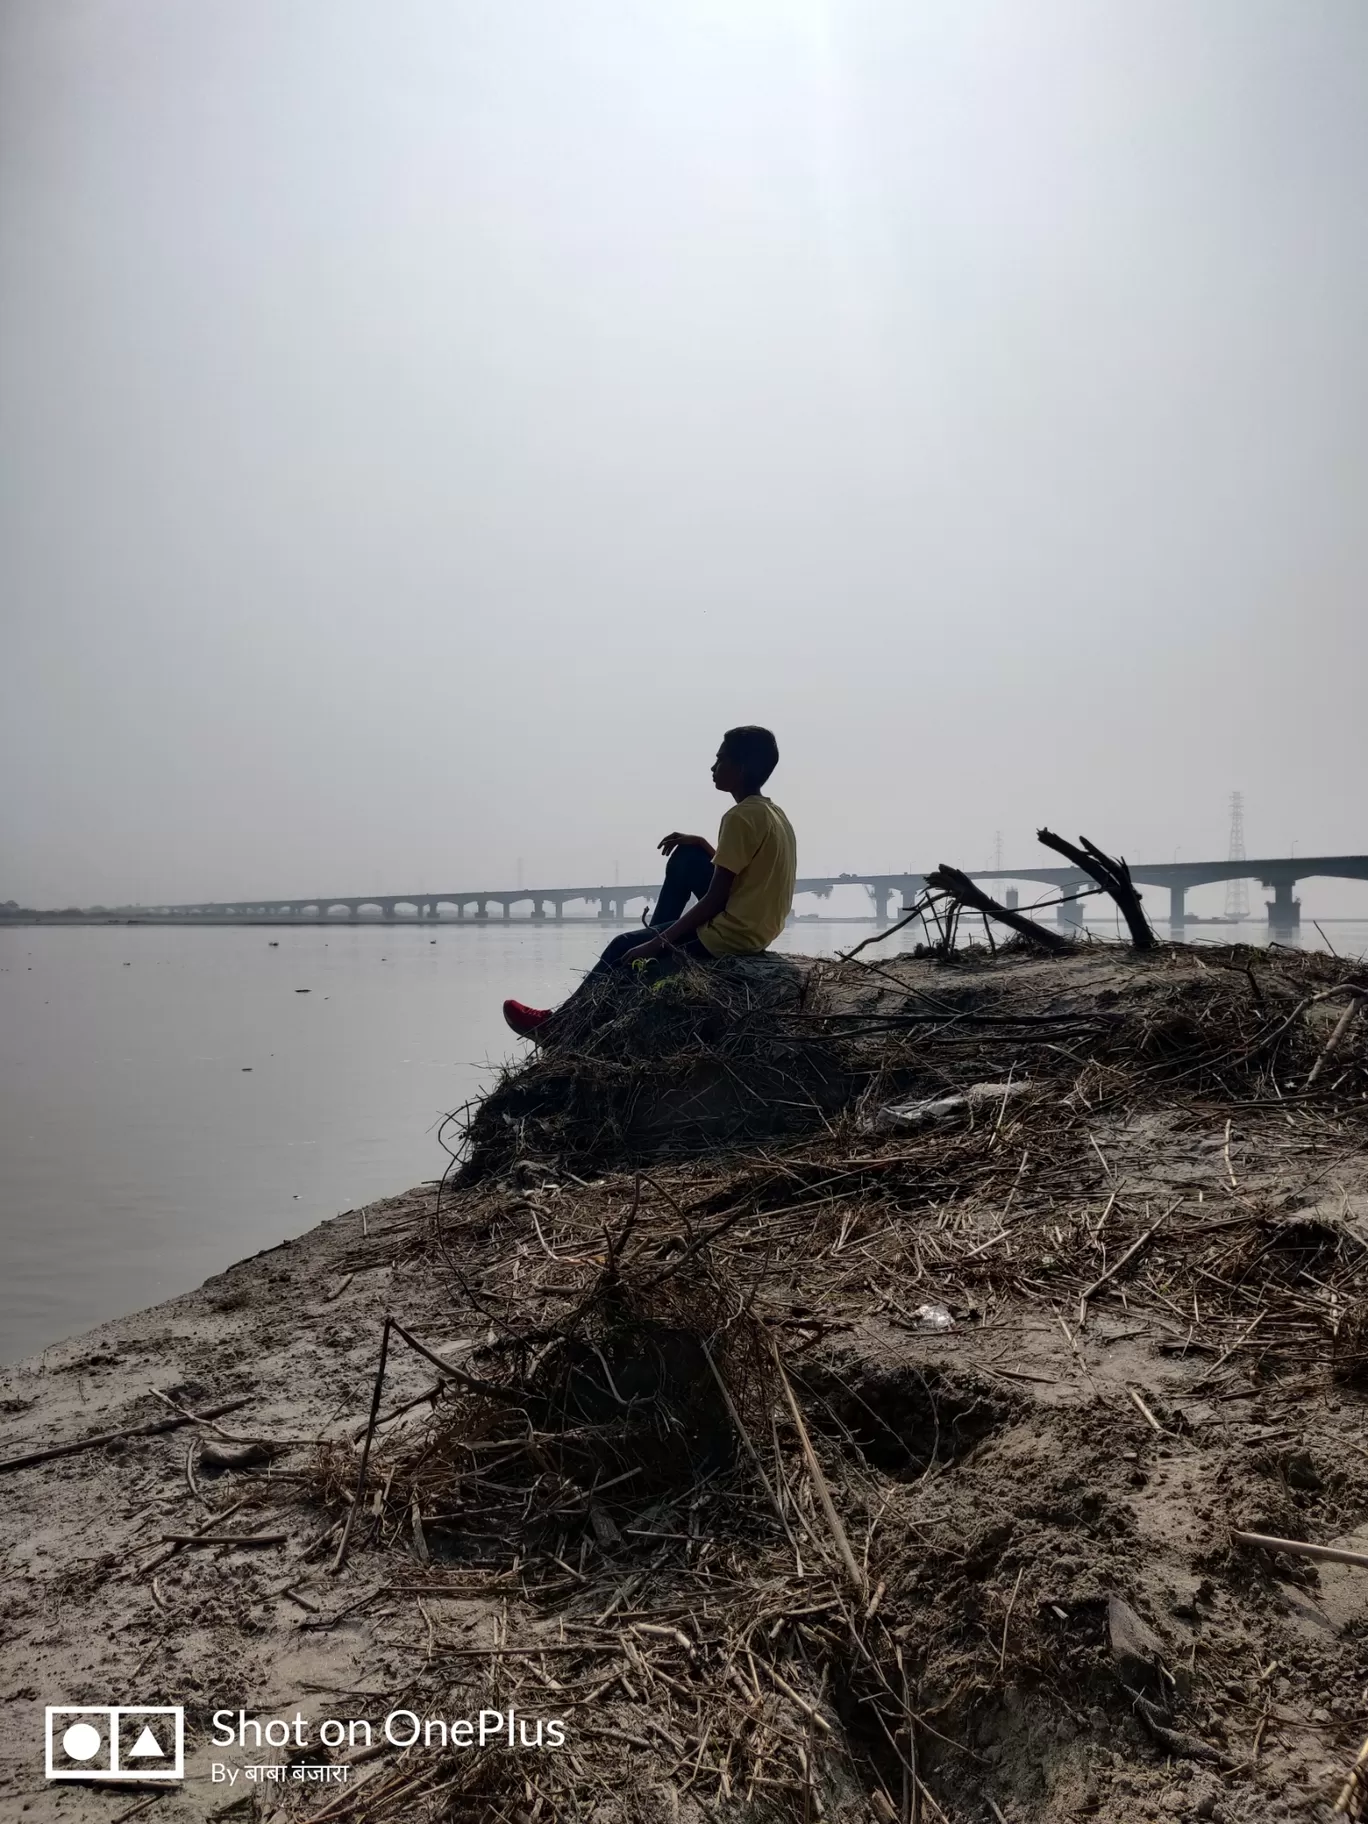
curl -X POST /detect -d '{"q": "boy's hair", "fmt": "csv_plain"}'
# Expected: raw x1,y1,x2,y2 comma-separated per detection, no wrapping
720,725,779,789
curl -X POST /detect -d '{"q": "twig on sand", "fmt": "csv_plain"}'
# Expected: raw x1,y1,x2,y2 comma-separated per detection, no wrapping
1232,1531,1368,1572
144,1388,305,1448
1307,994,1364,1087
349,1380,444,1443
0,1396,252,1476
700,1340,798,1565
110,1798,165,1824
755,1658,833,1733
1127,1387,1166,1436
1335,1731,1368,1816
387,1317,510,1398
331,1315,392,1574
140,1495,252,1574
768,1336,866,1597
1078,1222,1161,1327
998,1568,1024,1673
159,1530,288,1548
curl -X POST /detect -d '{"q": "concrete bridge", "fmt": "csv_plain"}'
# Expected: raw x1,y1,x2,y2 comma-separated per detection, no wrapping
964,854,1368,931
101,853,1368,932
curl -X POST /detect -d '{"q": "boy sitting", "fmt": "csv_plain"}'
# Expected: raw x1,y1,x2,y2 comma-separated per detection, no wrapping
503,725,796,1037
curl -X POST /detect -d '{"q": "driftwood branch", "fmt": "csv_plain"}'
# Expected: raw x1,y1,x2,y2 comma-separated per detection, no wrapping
1307,993,1364,1087
1232,1529,1368,1571
924,866,1069,953
839,891,936,963
0,1396,253,1476
1037,829,1155,950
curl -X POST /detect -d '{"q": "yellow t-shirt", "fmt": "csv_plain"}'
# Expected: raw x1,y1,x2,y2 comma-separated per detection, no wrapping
698,795,797,957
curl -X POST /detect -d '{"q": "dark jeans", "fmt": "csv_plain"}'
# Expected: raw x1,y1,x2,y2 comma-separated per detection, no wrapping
591,842,715,975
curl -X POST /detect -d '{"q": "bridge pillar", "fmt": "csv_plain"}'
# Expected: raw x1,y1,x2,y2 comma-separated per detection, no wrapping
554,899,564,920
1057,881,1085,928
1265,877,1301,929
532,899,547,920
1004,887,1019,911
475,901,489,919
599,896,614,921
1169,884,1186,926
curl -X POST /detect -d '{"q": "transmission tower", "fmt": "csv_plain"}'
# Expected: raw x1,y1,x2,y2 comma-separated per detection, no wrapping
993,831,1003,871
1224,792,1250,921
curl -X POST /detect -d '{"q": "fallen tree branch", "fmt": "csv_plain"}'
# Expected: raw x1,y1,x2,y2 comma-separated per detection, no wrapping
1307,993,1364,1087
924,867,1070,953
0,1396,252,1476
839,891,937,963
1037,828,1155,950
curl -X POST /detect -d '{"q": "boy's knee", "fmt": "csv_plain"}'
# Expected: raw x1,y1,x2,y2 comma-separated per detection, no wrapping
665,844,710,887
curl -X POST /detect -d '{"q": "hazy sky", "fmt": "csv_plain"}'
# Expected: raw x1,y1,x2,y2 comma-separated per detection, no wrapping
3,0,1366,907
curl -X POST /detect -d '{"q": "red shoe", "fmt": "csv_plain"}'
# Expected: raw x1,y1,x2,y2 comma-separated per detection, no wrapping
503,998,552,1038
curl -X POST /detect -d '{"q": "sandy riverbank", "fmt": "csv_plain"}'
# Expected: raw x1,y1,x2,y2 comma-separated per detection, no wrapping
3,941,1368,1824
0,1183,464,1821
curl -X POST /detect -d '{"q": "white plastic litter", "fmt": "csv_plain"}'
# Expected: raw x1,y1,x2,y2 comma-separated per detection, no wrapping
861,1078,1031,1135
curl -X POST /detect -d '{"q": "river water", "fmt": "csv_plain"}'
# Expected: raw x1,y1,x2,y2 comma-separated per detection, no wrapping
3,915,1365,1364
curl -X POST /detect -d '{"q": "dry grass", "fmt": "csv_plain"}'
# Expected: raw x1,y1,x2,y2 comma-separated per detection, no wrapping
280,939,1368,1823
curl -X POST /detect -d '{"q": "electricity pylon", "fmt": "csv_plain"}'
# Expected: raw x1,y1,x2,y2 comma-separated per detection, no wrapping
1224,792,1250,921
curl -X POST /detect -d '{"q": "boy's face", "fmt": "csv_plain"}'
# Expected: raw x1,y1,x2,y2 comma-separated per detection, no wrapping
711,746,745,794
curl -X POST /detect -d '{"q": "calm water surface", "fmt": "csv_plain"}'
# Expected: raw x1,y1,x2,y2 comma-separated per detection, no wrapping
3,915,1364,1363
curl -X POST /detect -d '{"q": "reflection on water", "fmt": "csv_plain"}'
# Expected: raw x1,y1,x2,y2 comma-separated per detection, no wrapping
2,913,1364,1362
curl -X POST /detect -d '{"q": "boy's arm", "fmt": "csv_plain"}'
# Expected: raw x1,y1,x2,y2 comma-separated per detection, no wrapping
658,831,716,859
621,866,735,962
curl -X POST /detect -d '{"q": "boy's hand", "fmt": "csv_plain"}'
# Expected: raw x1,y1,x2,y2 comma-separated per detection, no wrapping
621,938,665,965
659,832,715,857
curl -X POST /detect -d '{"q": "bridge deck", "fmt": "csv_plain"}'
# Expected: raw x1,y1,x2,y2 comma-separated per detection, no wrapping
80,853,1365,922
